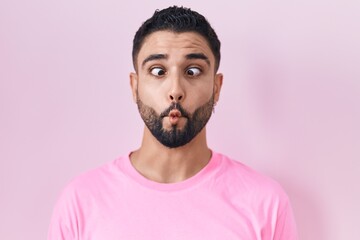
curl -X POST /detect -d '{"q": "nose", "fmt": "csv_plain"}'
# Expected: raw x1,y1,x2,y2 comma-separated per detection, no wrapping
168,75,185,103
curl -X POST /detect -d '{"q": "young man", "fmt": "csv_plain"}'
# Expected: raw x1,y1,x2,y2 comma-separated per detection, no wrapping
48,6,298,240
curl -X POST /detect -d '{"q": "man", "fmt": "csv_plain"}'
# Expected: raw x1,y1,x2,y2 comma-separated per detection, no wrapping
48,6,298,240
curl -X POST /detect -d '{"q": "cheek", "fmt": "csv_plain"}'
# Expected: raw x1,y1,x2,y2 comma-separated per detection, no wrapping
137,81,167,113
186,82,214,109
137,74,215,114
187,79,214,100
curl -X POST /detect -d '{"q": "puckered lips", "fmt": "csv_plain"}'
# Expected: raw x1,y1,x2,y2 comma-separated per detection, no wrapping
168,109,182,125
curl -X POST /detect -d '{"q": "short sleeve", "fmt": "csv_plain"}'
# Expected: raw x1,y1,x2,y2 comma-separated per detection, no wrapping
273,200,298,240
47,185,79,240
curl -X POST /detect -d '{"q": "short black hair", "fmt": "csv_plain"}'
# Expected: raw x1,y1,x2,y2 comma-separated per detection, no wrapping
132,6,221,72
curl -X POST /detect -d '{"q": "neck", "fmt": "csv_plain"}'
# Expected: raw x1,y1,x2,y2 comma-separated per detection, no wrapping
130,127,211,183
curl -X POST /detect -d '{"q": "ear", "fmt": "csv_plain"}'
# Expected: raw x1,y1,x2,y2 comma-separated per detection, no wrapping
129,72,138,103
213,73,223,103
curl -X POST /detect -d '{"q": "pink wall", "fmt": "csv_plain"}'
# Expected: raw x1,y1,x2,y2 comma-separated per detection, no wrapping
1,0,359,239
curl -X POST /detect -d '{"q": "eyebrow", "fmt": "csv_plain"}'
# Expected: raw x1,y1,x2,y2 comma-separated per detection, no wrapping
141,52,210,68
186,53,210,66
142,54,168,68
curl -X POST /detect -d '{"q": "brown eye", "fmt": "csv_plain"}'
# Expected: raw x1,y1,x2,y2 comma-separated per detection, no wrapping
150,67,166,76
186,67,201,76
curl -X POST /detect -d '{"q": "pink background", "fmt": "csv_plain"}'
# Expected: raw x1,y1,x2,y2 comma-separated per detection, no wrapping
1,0,359,239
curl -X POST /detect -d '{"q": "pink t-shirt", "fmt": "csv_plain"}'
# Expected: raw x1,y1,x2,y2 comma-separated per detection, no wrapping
48,151,298,240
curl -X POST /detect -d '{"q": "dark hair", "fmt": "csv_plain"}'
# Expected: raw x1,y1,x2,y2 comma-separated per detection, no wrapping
132,6,221,72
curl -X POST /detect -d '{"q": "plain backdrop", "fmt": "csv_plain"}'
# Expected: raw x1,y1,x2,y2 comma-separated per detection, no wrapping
1,0,359,239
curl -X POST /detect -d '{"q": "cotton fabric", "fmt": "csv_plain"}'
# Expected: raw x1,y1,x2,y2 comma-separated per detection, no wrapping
48,151,298,240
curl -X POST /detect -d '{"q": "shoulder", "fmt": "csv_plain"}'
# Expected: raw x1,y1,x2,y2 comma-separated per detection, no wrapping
57,155,127,201
48,156,128,239
50,156,127,219
212,153,298,239
214,152,290,205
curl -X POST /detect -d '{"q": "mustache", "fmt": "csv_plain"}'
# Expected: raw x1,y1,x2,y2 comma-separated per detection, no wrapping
159,103,190,118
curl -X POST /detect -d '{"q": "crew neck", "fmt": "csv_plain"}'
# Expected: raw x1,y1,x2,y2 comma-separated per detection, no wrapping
118,150,222,192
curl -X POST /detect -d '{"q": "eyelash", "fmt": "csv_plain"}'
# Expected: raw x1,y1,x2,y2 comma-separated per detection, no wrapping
149,67,166,77
186,67,202,76
149,66,203,78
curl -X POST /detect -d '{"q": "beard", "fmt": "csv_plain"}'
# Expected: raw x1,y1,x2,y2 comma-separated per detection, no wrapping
136,94,215,148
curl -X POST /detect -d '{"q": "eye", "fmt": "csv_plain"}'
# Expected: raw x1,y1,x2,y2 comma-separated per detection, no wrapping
186,67,201,76
150,67,166,76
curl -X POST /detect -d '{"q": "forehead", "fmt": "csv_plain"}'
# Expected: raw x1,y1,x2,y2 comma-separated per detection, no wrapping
137,31,214,65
